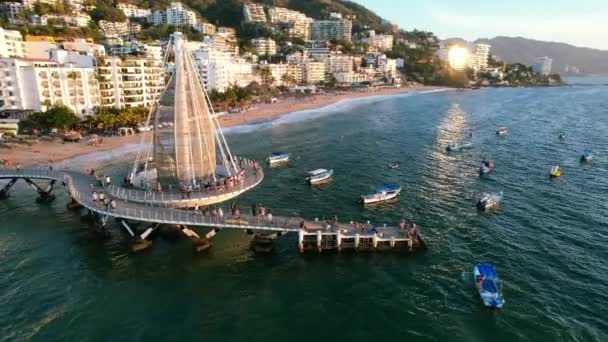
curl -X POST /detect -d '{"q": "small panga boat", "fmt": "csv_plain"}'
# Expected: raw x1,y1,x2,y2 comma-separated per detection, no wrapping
307,168,333,184
474,264,505,309
361,184,402,205
267,152,289,165
580,149,592,162
388,162,399,169
496,127,509,135
476,191,503,210
447,142,473,152
550,165,561,178
479,160,495,175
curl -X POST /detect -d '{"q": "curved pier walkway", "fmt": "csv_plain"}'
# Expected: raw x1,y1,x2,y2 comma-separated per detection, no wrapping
0,167,424,251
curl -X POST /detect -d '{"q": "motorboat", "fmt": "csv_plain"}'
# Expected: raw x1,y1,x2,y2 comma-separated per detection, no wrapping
307,168,333,184
558,133,566,140
267,152,289,165
447,142,473,152
580,149,593,162
550,165,561,178
473,264,505,309
496,127,509,135
361,185,402,205
388,162,399,169
476,191,503,211
479,160,495,175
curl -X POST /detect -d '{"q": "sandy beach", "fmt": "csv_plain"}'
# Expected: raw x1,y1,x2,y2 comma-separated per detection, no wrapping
2,85,436,168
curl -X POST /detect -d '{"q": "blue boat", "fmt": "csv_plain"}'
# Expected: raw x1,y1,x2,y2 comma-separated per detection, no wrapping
267,152,289,165
580,149,593,162
473,264,505,309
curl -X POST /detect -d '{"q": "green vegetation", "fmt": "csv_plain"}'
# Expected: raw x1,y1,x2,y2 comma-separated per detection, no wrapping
139,24,204,42
90,5,127,23
19,106,79,133
84,107,149,129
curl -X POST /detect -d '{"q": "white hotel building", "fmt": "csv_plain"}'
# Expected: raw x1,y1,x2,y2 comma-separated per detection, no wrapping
193,48,258,92
0,28,25,58
96,56,165,109
0,57,100,115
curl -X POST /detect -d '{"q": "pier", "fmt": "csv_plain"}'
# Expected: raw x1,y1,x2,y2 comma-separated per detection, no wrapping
0,167,426,253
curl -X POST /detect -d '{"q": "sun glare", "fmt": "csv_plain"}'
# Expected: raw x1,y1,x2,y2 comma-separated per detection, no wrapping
448,46,469,70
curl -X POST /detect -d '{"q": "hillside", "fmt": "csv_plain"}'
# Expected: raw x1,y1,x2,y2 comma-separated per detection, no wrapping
475,37,608,75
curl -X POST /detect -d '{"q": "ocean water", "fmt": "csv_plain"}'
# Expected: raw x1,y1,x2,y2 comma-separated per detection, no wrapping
1,82,608,341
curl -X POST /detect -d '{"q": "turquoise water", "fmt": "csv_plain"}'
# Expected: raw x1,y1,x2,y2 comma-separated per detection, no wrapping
1,83,608,341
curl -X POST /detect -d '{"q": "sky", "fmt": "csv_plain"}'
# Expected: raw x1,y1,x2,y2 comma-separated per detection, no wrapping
352,0,608,50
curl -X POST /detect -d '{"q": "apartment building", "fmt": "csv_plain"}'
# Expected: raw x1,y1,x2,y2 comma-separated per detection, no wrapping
96,56,165,108
0,57,100,115
311,16,352,42
117,3,151,18
251,38,277,56
193,48,257,92
0,28,25,58
269,7,312,40
261,63,303,86
361,31,394,51
147,2,197,27
468,43,491,71
98,20,142,38
304,61,325,84
243,3,266,23
193,22,216,35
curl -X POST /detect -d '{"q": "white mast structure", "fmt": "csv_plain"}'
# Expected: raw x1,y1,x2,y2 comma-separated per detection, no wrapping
130,32,239,188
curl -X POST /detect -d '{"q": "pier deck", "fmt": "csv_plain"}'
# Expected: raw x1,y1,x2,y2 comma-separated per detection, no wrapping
0,167,425,252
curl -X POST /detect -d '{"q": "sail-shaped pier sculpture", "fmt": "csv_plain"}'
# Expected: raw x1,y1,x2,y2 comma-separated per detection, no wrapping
125,32,263,207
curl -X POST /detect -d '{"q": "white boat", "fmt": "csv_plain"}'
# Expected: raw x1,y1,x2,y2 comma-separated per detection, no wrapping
496,127,509,135
361,185,401,204
476,191,503,210
447,142,473,152
267,152,289,165
388,162,399,169
307,168,333,184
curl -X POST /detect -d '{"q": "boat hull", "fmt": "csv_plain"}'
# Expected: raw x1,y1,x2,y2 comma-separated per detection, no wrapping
362,190,401,204
473,265,505,309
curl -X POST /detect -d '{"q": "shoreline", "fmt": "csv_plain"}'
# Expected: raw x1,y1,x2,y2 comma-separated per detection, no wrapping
1,85,441,168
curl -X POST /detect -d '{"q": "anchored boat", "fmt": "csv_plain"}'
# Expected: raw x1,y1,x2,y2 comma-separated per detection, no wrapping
307,168,333,184
476,191,503,210
580,149,593,162
474,264,505,309
479,160,495,175
447,142,473,152
550,165,561,178
496,127,509,135
361,184,402,205
267,152,289,165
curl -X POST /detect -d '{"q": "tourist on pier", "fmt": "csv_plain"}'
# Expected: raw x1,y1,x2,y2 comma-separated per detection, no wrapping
98,192,106,203
353,221,360,231
15,163,21,172
332,215,338,225
105,175,111,186
194,203,200,214
399,219,406,232
218,207,224,219
251,203,257,216
92,191,98,202
299,220,307,231
407,223,419,250
234,205,240,217
266,210,272,224
259,205,266,217
110,198,116,210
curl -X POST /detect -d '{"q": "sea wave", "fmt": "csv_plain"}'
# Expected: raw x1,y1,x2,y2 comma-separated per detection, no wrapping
224,88,450,134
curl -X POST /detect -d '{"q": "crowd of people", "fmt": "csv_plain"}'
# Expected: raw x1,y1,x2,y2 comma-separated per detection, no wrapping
92,190,116,211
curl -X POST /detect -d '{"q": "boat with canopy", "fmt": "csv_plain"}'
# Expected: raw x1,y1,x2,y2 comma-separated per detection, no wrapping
361,184,402,205
476,191,503,211
580,149,592,162
307,169,333,184
267,152,289,165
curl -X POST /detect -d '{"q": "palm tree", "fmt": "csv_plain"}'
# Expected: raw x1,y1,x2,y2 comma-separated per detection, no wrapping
258,67,273,87
281,73,294,87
